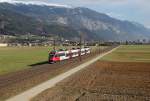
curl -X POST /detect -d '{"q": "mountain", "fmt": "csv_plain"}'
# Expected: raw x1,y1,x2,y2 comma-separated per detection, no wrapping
0,2,150,41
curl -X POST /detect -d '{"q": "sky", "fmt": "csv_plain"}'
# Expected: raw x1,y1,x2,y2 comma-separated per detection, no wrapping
0,0,150,28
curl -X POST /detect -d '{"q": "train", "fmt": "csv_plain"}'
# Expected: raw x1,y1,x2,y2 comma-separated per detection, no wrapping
48,47,90,63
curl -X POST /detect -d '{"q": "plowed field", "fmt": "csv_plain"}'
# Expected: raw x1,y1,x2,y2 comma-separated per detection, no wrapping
32,61,150,101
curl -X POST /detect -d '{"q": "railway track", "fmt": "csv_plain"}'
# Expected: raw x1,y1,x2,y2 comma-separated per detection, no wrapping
0,46,115,88
0,46,116,100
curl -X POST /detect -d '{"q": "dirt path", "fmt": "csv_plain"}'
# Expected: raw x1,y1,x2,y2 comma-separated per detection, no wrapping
6,46,119,101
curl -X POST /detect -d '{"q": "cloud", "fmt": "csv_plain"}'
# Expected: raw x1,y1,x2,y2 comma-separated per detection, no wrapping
0,0,12,2
106,12,125,20
84,0,127,3
0,0,71,8
68,0,129,5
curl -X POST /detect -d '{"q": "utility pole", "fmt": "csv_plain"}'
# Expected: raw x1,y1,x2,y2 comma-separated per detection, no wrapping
79,33,82,61
53,38,56,51
83,38,85,47
99,40,100,54
79,31,85,61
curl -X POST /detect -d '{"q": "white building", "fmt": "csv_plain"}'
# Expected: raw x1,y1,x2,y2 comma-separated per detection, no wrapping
0,43,8,47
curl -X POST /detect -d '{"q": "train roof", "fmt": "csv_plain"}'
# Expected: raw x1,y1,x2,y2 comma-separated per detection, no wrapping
49,47,90,54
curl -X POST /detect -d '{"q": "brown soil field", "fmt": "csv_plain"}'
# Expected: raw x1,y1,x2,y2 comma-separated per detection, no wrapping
0,46,115,100
32,61,150,101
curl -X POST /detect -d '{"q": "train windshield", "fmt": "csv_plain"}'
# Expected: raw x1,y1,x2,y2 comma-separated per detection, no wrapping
49,54,54,58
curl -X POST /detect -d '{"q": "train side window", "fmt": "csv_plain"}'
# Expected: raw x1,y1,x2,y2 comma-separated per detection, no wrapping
58,53,65,57
55,54,59,57
66,53,72,57
66,54,70,57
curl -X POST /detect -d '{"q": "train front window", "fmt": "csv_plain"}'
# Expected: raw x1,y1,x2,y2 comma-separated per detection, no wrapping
49,54,54,58
55,54,59,57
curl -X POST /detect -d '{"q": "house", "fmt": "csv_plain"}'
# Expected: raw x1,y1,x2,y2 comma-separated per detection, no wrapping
0,43,8,47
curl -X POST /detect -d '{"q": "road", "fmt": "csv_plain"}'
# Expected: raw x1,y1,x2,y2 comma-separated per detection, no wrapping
6,46,119,101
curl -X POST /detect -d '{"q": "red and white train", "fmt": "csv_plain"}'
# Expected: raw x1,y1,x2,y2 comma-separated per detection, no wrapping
48,47,90,63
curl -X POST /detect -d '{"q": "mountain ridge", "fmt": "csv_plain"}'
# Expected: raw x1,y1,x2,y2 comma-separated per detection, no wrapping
0,2,150,41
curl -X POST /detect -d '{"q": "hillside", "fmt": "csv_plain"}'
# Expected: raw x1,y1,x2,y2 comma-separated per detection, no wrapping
0,3,150,41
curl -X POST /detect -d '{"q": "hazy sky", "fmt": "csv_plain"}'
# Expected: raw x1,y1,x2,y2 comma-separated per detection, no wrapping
1,0,150,28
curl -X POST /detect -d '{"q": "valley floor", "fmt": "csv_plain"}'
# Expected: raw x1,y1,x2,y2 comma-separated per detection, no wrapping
0,46,111,101
32,45,150,101
32,61,150,101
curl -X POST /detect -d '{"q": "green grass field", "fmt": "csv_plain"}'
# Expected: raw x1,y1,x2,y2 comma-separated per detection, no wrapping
101,45,150,62
0,46,53,75
0,46,108,75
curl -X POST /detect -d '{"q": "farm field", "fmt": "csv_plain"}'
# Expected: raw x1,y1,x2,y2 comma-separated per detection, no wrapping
0,46,51,75
32,45,150,101
101,45,150,62
0,46,103,75
0,45,111,100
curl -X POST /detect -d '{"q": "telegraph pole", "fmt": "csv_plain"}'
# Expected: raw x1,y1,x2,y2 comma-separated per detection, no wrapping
53,38,56,51
79,33,82,61
99,40,100,54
